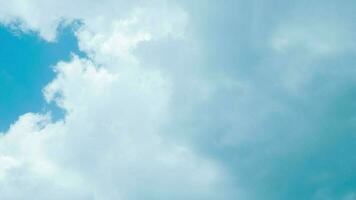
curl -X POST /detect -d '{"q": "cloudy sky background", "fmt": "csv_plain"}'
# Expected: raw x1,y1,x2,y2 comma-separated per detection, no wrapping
0,0,356,199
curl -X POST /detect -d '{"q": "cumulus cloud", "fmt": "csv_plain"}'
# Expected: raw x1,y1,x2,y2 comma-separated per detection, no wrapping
1,0,356,200
0,56,230,199
0,1,236,199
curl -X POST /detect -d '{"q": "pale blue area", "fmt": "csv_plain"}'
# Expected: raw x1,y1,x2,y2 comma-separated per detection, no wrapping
0,24,83,132
188,1,356,199
138,0,356,199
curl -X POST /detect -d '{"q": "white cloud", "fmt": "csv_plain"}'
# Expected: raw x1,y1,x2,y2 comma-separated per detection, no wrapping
1,0,356,199
0,55,231,199
0,0,187,42
0,2,234,199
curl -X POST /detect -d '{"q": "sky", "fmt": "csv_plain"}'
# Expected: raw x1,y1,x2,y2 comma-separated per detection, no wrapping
0,24,81,131
0,0,355,200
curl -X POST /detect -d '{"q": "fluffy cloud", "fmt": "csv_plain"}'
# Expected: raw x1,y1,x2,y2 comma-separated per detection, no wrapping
0,2,236,199
1,0,356,200
0,56,230,199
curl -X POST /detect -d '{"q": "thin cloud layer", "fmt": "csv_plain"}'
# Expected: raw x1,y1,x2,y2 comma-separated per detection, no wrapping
1,0,356,199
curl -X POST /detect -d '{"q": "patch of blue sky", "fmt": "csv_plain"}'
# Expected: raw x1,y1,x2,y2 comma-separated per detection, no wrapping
0,23,84,132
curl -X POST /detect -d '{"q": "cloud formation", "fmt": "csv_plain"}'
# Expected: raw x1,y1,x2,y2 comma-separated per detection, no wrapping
1,0,356,199
0,1,236,199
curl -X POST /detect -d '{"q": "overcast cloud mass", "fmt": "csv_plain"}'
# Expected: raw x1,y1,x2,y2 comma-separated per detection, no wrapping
0,0,356,199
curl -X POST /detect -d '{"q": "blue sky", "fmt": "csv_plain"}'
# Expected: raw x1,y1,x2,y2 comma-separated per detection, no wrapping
0,25,81,131
0,1,355,200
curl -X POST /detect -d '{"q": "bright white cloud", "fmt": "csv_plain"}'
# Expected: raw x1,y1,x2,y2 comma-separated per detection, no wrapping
0,1,235,199
0,56,229,199
1,0,356,200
